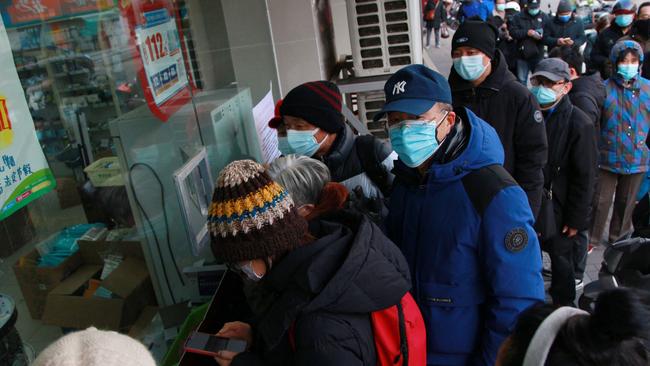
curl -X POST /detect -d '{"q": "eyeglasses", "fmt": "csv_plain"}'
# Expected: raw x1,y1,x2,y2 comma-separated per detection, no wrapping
383,111,449,135
530,78,567,88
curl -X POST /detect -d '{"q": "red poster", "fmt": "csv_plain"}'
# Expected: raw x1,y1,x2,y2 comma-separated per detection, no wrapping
120,0,196,122
6,0,62,24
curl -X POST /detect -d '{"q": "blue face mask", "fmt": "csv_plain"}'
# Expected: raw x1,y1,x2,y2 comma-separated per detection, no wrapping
453,55,488,81
617,63,639,80
286,128,325,157
389,112,448,168
496,3,506,11
558,14,571,22
615,14,634,27
277,136,293,155
530,85,558,105
528,8,540,15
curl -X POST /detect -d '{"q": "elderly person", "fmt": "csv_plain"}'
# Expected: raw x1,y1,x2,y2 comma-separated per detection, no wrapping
268,154,347,220
208,160,416,366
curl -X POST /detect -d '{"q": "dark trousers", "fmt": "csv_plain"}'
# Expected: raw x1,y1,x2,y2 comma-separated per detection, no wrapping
573,230,589,280
544,234,576,305
590,170,644,245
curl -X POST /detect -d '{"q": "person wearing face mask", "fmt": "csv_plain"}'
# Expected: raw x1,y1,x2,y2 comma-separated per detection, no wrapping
528,58,596,306
268,81,396,201
208,159,413,366
548,45,605,291
448,20,547,218
378,64,544,366
590,40,650,249
542,0,587,52
620,2,650,78
590,0,637,79
509,0,549,84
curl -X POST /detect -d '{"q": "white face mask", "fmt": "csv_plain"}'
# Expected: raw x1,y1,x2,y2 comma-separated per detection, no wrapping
236,260,265,282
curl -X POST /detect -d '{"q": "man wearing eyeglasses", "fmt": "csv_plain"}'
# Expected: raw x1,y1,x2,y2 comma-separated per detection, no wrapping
528,58,596,306
377,64,544,366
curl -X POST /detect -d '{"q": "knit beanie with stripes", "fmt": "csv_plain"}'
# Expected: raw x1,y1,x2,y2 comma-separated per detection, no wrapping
208,160,308,263
279,80,345,133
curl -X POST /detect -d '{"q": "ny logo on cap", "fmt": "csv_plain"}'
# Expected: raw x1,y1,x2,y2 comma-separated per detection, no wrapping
393,81,406,95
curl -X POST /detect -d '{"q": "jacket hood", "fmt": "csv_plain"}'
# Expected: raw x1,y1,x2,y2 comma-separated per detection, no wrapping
571,72,606,100
449,50,518,93
427,108,504,183
256,212,411,347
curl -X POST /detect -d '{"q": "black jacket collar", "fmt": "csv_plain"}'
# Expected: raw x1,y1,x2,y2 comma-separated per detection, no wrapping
322,124,355,169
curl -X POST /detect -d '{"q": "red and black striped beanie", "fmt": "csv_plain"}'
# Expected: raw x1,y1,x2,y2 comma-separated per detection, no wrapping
279,81,344,133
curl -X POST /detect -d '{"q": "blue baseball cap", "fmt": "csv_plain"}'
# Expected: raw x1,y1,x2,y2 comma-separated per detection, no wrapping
374,65,453,122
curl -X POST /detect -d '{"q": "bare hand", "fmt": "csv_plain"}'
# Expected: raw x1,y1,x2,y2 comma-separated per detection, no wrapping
562,226,578,238
214,350,238,366
213,322,253,366
527,29,538,38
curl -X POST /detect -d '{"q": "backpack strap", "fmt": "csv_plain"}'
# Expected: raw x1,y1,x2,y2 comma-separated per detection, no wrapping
462,164,518,216
396,301,408,366
355,135,392,197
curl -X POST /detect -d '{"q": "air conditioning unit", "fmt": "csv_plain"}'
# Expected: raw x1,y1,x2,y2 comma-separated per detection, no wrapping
347,0,423,77
357,91,388,139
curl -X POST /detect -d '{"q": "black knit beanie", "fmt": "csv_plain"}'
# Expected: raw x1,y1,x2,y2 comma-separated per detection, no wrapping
451,20,498,60
279,81,345,133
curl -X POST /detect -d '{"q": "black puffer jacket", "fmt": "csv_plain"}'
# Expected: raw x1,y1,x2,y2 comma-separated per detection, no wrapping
322,124,395,198
510,10,549,61
569,72,606,133
542,96,596,231
543,16,587,49
449,50,548,216
232,213,411,366
590,23,627,78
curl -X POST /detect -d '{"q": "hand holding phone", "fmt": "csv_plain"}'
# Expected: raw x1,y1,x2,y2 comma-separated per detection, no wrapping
184,332,248,358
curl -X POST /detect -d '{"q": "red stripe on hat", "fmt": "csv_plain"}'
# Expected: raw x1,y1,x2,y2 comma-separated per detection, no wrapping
304,83,341,111
308,82,342,104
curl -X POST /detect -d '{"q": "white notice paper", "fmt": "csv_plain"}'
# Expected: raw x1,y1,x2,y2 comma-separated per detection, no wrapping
253,87,281,164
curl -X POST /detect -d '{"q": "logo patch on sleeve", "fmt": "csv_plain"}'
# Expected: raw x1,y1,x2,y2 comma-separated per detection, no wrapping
505,228,528,252
533,110,543,123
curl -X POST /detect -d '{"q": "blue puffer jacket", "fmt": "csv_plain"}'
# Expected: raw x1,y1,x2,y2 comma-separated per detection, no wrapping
387,108,545,366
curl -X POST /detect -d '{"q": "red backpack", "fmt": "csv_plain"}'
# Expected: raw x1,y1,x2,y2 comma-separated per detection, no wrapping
289,292,426,366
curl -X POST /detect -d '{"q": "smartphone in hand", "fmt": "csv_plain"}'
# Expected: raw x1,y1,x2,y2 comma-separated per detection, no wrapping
185,331,248,357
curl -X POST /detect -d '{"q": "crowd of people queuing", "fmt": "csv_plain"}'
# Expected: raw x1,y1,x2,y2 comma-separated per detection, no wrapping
32,0,650,365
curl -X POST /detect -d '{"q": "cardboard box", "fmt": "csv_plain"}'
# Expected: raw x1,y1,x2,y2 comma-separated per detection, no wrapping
56,177,81,209
41,240,157,332
13,244,82,320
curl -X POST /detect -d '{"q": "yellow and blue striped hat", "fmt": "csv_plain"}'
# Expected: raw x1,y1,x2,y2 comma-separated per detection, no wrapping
208,160,308,263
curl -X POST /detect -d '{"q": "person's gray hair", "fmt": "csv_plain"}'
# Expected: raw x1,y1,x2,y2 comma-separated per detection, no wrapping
268,155,331,207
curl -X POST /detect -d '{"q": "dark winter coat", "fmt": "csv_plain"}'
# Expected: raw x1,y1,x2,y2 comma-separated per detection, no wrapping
322,124,395,198
543,15,587,49
232,213,411,366
449,50,548,216
590,23,628,79
387,108,545,366
542,96,596,232
424,0,436,29
569,72,606,133
432,1,449,29
510,10,550,61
